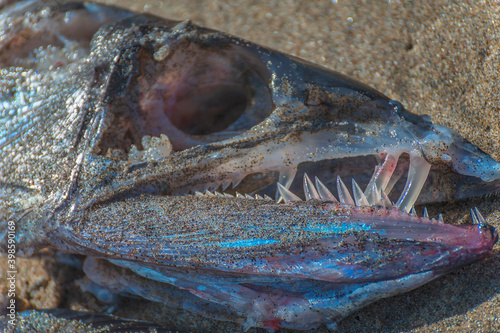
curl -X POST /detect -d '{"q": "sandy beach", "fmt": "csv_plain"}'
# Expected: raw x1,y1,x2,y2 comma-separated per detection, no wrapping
1,0,499,331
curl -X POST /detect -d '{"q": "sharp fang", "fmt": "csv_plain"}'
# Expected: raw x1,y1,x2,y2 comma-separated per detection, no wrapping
303,173,320,201
474,207,487,225
194,191,204,196
470,208,479,225
438,213,444,222
352,179,369,207
255,194,264,200
423,207,429,219
364,153,400,196
221,181,232,191
224,193,234,198
315,177,338,202
365,183,382,206
204,191,214,197
381,188,393,209
232,176,244,189
263,195,273,201
277,183,302,203
396,155,431,213
215,191,224,197
275,167,298,201
235,192,245,198
337,176,354,206
410,207,417,217
245,194,254,200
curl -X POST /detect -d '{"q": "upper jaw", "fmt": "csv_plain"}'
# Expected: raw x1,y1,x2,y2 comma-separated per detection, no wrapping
72,14,500,214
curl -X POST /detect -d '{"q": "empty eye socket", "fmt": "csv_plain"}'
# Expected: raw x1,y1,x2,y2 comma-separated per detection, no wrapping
139,43,273,142
98,42,274,155
168,83,249,135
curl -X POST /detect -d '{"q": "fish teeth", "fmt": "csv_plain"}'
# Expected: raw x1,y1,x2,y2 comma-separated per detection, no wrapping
474,207,486,225
380,188,393,209
314,176,338,202
410,207,417,217
364,183,380,206
221,181,232,191
364,153,400,196
396,155,431,213
423,207,429,219
303,173,320,201
276,167,298,201
231,176,244,188
470,207,487,226
352,179,369,207
263,195,273,201
470,208,480,225
337,176,354,206
277,183,302,203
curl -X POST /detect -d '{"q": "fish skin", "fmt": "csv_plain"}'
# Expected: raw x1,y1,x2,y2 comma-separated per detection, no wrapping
0,1,498,331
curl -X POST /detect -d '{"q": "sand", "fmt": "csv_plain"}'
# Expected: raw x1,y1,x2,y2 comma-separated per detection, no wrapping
1,0,499,332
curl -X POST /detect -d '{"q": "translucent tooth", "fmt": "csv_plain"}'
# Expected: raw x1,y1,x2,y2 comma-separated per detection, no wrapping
315,177,338,202
410,207,417,217
204,190,214,197
385,162,407,195
474,207,486,225
235,192,244,198
263,195,273,201
255,194,264,200
396,155,431,213
221,181,232,191
215,192,224,197
232,176,244,189
277,183,302,203
366,183,382,206
352,179,369,207
194,191,204,196
337,176,354,206
381,188,393,209
275,167,298,201
470,209,479,225
423,207,429,219
364,153,400,196
245,194,254,200
224,193,234,198
438,213,444,222
303,173,320,201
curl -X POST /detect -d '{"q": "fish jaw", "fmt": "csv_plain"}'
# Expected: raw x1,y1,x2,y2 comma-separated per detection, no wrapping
68,196,497,330
77,14,500,212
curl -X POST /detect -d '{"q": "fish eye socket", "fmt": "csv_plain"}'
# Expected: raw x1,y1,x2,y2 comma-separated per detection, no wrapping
160,70,254,136
98,42,274,155
140,43,273,138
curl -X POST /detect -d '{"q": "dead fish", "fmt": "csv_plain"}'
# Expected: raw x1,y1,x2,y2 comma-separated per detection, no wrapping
0,0,498,331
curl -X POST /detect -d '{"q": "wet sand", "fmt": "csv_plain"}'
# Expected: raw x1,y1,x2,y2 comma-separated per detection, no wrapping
1,0,499,332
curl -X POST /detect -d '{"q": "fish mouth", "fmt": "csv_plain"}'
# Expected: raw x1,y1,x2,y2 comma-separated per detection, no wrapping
94,32,500,217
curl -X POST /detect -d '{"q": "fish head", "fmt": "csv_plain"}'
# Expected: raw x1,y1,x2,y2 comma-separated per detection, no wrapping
79,11,500,212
